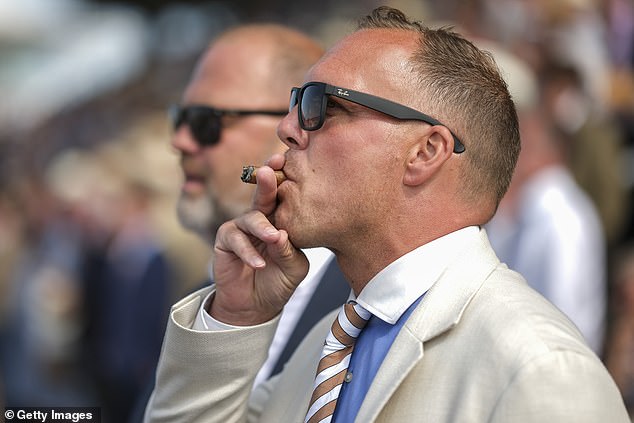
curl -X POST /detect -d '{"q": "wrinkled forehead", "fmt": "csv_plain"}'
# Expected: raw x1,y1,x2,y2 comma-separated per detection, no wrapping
306,28,421,96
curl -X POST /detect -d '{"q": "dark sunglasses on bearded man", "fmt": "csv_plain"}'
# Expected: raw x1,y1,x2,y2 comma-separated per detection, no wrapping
168,104,288,147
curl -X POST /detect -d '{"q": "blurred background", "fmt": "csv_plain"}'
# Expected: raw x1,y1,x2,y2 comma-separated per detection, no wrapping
1,0,633,421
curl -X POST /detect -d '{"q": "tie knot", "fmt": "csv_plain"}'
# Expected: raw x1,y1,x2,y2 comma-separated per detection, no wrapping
344,300,371,329
330,301,371,347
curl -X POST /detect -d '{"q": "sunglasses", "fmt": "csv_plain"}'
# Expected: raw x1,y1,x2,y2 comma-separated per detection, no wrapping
168,104,288,147
289,82,465,153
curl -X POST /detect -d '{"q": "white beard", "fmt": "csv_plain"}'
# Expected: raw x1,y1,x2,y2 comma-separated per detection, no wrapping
176,193,222,243
176,190,248,243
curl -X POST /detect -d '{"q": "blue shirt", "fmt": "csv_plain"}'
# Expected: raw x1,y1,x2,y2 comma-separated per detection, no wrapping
333,295,424,422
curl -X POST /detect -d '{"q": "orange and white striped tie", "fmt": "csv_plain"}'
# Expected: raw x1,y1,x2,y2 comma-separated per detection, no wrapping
304,300,371,423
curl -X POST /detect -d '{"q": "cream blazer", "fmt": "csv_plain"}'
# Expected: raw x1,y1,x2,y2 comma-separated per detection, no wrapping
145,229,628,422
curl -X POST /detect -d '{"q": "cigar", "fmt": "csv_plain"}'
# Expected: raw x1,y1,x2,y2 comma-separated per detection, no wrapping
240,165,286,185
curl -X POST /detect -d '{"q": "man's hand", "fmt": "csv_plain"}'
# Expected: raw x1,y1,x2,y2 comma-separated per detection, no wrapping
210,154,309,325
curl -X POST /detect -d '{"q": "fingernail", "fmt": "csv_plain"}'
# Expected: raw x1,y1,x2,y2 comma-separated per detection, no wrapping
252,257,266,268
265,227,279,236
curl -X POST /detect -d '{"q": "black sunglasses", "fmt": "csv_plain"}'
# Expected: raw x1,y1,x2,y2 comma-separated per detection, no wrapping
289,82,465,153
168,104,288,147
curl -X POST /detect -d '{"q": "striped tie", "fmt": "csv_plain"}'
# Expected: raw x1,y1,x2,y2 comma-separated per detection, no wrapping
304,300,371,423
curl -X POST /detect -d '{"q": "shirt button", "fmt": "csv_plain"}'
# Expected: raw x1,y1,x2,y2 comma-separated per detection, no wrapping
344,371,353,383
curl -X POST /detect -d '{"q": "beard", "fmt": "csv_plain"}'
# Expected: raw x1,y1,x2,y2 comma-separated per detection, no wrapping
176,190,239,243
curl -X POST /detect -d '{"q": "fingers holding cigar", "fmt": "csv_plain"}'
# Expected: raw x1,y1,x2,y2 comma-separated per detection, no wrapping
244,165,281,216
243,154,287,216
241,165,287,185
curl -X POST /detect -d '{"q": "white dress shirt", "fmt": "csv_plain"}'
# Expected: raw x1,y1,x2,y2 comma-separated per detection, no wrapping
354,226,480,323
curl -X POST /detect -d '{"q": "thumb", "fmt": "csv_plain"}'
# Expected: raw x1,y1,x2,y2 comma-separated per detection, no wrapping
252,166,278,216
269,229,309,283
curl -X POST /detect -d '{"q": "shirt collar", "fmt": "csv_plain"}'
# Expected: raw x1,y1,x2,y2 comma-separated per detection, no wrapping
354,226,480,324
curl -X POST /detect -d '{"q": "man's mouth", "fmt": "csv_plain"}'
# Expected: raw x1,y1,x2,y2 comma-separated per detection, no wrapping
182,171,207,195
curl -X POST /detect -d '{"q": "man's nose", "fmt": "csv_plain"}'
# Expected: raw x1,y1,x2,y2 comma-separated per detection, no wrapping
171,124,201,154
277,109,308,150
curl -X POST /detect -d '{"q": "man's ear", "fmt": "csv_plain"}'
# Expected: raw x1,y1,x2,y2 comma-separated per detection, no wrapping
403,126,454,187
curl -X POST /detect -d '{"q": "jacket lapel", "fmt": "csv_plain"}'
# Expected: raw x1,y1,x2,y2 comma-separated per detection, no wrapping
355,229,500,422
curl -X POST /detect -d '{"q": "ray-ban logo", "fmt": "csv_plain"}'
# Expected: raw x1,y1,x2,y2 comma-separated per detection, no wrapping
336,88,349,97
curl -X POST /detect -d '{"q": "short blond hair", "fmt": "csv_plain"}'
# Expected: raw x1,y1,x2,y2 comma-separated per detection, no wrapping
357,7,520,208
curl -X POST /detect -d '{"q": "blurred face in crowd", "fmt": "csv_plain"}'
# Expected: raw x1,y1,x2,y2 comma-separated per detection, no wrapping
171,34,290,240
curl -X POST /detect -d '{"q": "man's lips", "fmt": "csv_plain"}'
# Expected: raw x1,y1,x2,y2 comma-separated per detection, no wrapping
181,170,207,194
183,168,205,181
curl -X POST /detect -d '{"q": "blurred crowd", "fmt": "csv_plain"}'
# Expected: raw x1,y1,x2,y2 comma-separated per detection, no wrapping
0,0,633,421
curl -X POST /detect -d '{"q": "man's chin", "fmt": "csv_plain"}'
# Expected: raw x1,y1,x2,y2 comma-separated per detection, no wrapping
176,195,217,241
273,209,309,249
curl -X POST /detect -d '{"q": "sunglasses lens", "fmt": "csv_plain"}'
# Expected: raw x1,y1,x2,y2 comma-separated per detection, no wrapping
300,84,325,130
171,107,221,147
189,108,221,146
289,88,299,112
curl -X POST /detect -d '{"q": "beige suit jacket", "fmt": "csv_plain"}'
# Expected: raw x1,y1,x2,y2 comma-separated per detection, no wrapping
145,229,628,422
